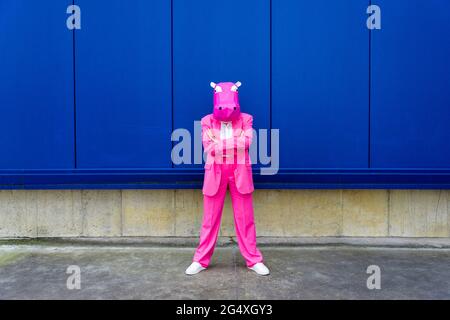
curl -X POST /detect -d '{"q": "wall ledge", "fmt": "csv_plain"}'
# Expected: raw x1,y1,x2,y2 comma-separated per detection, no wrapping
1,237,450,249
1,168,450,189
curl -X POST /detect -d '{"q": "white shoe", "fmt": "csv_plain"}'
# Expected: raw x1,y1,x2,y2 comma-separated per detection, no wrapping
249,262,270,276
185,262,206,275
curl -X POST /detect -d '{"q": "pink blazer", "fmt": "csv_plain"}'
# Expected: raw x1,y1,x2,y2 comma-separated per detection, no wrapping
201,113,255,196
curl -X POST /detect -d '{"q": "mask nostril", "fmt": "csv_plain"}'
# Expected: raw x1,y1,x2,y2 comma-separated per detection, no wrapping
219,107,222,110
234,107,237,110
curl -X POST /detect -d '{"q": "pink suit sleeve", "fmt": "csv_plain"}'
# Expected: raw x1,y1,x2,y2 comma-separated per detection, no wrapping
202,115,253,157
217,115,253,152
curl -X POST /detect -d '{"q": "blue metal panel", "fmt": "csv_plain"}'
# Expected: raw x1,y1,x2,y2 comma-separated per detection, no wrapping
0,1,74,169
371,1,450,168
272,0,370,168
75,0,172,168
173,0,270,167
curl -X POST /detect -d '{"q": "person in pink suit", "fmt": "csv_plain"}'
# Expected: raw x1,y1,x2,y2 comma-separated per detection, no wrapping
185,81,270,276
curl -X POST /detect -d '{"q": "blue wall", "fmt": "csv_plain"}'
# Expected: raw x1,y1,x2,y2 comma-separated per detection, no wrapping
273,0,369,168
0,0,449,189
75,1,172,168
173,0,270,168
371,0,450,168
0,1,74,169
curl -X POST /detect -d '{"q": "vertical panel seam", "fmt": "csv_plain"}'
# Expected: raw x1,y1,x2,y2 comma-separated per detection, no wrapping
171,0,175,168
269,0,272,132
72,0,77,169
120,189,124,236
269,0,273,161
387,189,391,236
368,0,372,169
340,189,344,236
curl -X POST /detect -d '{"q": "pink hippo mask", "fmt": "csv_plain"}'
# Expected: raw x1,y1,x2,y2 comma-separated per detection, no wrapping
210,81,242,121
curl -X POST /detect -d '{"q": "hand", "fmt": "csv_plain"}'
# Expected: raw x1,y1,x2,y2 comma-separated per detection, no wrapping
206,129,219,143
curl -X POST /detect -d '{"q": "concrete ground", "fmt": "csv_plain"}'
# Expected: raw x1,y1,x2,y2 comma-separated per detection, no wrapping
0,238,449,300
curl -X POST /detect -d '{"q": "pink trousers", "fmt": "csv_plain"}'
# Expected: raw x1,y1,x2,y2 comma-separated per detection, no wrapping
193,163,263,267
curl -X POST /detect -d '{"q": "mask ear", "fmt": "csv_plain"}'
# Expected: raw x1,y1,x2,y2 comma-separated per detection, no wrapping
210,82,217,89
235,81,242,88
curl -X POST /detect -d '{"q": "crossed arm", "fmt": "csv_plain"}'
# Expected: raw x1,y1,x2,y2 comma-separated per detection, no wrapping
202,116,253,156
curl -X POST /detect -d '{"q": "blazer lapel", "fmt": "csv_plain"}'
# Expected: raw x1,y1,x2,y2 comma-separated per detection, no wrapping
210,116,243,138
232,116,243,137
211,117,221,138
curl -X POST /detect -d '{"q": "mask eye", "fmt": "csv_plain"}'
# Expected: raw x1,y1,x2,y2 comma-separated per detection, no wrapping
219,107,222,110
214,86,223,93
234,107,237,110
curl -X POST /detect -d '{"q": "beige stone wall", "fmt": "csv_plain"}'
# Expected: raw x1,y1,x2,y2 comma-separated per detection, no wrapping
0,189,449,238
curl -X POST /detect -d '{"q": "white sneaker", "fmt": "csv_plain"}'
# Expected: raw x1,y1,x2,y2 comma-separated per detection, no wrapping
185,262,206,275
249,262,270,276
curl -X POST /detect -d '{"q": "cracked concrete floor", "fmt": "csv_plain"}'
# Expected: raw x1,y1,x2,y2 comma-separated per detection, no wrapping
0,245,449,299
